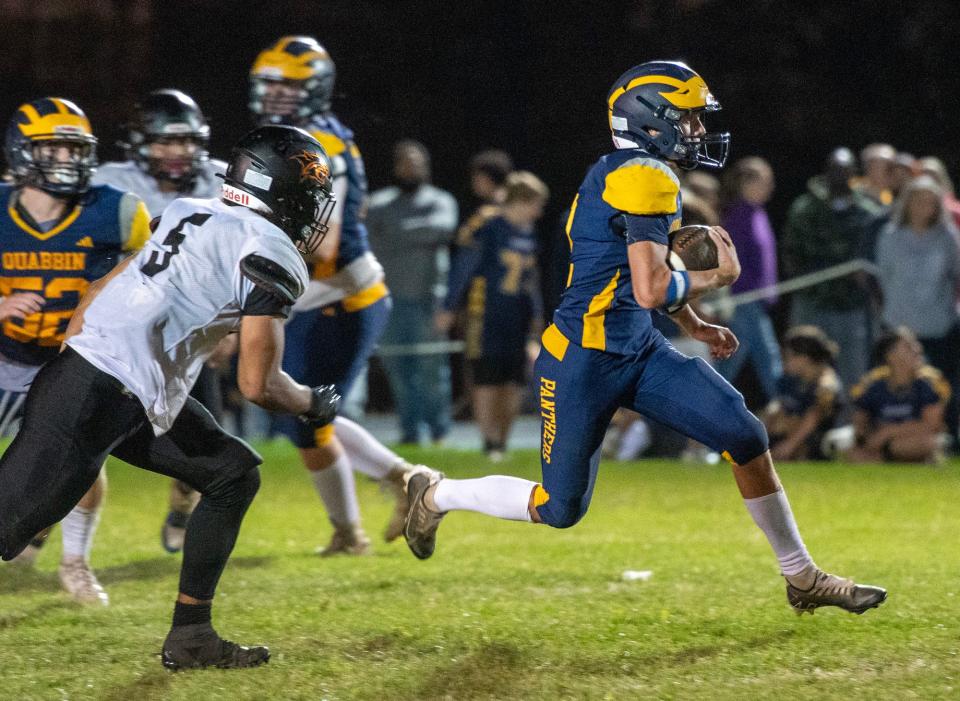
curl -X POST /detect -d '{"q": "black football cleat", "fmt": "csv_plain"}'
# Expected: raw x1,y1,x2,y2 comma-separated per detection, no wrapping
161,623,270,670
786,568,887,615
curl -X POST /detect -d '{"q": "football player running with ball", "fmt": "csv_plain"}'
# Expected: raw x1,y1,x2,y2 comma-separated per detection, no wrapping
404,61,887,616
0,125,340,669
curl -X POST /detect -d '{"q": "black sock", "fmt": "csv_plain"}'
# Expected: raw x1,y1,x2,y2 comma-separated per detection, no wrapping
172,601,212,628
484,440,505,453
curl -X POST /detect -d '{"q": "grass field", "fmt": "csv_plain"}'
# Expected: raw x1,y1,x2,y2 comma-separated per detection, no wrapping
2,442,959,700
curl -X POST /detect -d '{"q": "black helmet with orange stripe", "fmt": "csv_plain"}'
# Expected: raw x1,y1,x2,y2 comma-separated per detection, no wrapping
4,97,98,196
221,125,336,254
607,61,730,169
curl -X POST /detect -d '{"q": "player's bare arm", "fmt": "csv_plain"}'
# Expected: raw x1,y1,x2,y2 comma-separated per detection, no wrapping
626,226,739,309
237,315,312,414
668,304,739,360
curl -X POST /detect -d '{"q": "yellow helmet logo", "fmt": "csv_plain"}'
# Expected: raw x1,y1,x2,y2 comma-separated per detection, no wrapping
250,36,329,81
608,74,716,111
16,97,94,141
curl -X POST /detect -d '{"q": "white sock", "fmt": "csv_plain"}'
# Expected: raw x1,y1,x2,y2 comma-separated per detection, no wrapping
60,506,101,561
743,489,814,576
333,417,401,480
433,476,535,522
310,453,362,527
616,420,651,461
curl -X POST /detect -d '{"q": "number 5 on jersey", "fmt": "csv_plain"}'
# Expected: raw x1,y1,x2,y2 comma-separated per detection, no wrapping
141,213,212,277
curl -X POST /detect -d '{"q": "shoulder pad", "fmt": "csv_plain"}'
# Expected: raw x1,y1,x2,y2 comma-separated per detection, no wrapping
602,156,679,215
240,253,304,305
918,365,951,400
456,205,499,246
850,366,889,399
310,129,347,157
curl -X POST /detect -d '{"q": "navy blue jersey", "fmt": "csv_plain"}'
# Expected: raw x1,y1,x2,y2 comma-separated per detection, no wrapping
553,149,682,356
776,369,841,418
0,184,150,365
851,365,950,425
446,215,541,359
305,112,369,276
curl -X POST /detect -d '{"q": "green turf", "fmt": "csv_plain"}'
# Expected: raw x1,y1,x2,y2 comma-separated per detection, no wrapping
2,443,959,700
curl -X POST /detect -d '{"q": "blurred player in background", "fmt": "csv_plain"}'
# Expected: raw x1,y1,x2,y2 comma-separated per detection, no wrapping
763,326,843,461
0,97,151,604
0,124,340,669
92,89,236,554
437,171,547,460
848,326,949,463
404,61,887,616
250,36,427,552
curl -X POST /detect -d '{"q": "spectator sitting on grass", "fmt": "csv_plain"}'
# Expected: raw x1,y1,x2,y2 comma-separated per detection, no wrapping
764,326,843,461
847,327,950,464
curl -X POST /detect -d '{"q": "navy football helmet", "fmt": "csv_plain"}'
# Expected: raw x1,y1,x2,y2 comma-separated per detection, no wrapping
4,97,98,196
221,125,335,254
125,89,210,186
607,61,730,169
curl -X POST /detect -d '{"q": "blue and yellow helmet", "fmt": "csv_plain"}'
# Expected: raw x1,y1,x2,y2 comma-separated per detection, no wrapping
4,97,98,196
249,36,336,125
607,61,730,169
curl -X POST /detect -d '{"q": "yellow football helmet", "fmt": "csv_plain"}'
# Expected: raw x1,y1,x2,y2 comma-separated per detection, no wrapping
5,97,98,195
249,36,335,125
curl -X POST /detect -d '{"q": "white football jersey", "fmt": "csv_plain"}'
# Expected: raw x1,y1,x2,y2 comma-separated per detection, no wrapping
67,197,309,434
91,159,226,217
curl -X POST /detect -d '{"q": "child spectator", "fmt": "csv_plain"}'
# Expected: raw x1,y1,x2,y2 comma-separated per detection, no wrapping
437,171,548,459
764,326,843,461
848,327,950,463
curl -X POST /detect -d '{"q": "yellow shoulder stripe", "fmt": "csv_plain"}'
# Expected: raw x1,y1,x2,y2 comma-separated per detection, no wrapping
123,199,152,252
311,130,347,157
602,159,679,215
456,205,499,247
851,365,890,399
919,365,951,401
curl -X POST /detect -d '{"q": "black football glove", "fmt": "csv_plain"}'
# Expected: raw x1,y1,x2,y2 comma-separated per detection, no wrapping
299,384,340,428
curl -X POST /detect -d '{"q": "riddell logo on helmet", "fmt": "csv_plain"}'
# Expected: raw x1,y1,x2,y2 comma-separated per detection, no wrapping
289,150,330,184
222,185,249,206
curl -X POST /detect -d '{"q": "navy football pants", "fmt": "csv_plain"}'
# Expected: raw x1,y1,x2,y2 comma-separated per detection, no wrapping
534,328,768,529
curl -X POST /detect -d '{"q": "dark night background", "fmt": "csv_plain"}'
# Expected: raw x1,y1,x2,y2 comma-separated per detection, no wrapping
2,0,959,312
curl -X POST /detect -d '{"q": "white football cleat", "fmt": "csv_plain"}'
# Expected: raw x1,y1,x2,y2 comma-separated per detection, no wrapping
58,558,109,606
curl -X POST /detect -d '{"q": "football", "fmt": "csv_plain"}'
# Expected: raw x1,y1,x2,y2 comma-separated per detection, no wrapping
668,224,719,271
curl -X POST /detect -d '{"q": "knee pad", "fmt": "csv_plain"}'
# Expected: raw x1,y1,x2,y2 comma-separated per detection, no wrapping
724,407,769,466
206,463,261,509
536,495,588,529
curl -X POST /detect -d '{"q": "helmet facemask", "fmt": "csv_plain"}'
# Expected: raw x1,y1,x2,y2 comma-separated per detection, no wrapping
139,134,208,186
17,137,97,196
616,96,730,170
249,77,311,126
293,187,336,254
